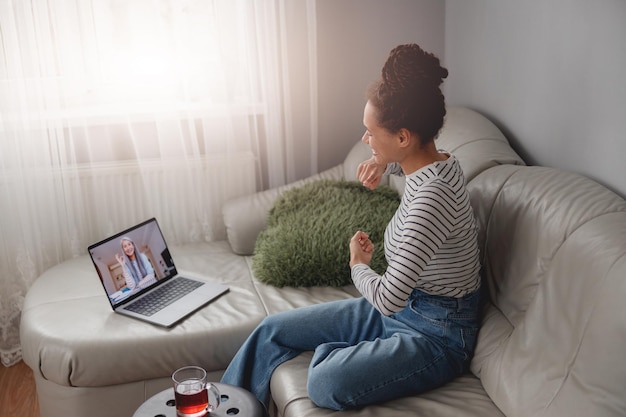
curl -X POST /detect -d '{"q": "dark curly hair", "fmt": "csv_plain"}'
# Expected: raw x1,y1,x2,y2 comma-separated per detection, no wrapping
367,44,448,144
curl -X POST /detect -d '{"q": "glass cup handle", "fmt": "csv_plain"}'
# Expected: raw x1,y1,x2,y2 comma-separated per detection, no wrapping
206,383,220,412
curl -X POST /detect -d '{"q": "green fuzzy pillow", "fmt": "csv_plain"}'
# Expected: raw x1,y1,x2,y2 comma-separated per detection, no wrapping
252,179,400,287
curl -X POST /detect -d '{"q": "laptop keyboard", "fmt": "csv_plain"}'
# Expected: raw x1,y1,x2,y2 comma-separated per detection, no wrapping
124,277,204,317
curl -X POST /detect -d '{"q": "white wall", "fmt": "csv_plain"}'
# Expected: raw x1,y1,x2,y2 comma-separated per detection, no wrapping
315,0,445,173
444,0,626,198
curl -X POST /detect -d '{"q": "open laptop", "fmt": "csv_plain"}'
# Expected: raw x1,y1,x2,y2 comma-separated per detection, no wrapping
88,218,229,327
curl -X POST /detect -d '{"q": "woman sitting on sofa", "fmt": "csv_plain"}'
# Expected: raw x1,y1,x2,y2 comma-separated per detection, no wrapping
221,43,483,412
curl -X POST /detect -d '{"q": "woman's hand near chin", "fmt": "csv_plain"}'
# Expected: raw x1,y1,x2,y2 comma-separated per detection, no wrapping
357,157,386,190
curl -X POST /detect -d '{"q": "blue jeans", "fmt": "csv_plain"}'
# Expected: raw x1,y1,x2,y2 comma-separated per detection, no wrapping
220,288,481,411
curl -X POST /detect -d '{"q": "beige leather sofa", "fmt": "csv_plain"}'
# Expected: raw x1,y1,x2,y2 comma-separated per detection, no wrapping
20,107,626,417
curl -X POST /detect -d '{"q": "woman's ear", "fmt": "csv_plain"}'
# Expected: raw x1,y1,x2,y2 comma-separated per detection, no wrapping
397,128,412,148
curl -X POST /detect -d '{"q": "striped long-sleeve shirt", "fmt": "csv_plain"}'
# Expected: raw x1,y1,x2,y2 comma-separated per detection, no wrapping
351,154,481,316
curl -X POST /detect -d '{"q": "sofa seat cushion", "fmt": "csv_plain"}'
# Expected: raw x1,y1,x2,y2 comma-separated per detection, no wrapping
21,239,371,390
248,259,362,316
271,352,505,417
20,241,267,388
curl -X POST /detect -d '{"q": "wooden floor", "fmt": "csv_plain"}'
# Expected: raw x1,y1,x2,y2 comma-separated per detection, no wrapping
0,360,40,417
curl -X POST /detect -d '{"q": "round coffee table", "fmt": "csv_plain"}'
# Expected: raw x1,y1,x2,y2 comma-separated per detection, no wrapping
132,382,264,417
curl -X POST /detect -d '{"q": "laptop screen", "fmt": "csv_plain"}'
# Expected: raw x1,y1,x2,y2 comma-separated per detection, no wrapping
88,218,177,307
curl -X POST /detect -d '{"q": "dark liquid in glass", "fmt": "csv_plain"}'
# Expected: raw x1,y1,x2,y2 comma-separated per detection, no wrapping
175,386,208,416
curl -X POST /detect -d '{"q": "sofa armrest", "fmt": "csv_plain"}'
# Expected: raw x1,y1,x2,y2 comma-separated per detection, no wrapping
223,165,345,255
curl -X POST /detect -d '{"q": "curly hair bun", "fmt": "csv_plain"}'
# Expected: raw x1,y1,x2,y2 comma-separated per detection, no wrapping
382,44,448,94
367,43,448,142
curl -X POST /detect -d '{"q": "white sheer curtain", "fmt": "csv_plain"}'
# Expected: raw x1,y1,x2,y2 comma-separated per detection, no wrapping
0,0,318,367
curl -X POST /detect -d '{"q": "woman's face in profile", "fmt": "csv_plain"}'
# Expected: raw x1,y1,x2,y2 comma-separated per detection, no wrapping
122,239,135,257
362,100,400,166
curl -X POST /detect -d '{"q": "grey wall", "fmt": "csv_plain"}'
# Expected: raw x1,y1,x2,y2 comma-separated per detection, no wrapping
315,0,445,173
445,0,626,198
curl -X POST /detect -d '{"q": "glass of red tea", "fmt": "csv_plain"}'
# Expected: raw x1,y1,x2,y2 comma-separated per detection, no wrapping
172,366,220,416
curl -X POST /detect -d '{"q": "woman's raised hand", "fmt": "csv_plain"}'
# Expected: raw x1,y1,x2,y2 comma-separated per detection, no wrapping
115,253,125,267
357,157,386,190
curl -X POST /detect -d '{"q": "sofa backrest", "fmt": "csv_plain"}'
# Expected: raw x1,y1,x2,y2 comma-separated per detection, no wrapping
468,164,626,417
224,106,522,256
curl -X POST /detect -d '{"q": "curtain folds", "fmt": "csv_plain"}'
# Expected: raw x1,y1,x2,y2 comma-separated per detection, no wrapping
0,0,318,367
